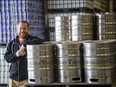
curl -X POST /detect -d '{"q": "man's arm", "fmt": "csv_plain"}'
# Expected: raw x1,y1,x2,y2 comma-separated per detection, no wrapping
4,42,18,63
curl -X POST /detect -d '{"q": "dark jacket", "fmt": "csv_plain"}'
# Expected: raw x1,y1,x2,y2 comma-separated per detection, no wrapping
4,35,43,81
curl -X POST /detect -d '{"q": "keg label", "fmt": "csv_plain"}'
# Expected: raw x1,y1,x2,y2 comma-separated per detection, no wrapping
84,58,114,68
58,58,80,67
28,59,53,68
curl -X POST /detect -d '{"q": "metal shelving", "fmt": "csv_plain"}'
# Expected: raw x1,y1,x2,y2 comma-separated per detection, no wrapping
25,83,113,87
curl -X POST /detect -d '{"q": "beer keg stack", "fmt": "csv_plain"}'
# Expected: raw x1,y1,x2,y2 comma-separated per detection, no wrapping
26,12,116,85
1,0,116,87
27,43,54,84
83,40,116,84
55,13,94,41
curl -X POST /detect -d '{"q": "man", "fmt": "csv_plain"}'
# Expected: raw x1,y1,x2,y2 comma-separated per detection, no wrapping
4,21,43,87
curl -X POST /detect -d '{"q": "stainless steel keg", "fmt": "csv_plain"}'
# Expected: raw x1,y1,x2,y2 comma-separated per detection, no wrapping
96,13,116,40
55,41,82,83
71,13,94,41
83,40,116,84
55,16,71,41
27,44,54,84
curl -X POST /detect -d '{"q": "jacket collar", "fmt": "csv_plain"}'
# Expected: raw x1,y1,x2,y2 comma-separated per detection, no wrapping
13,34,31,43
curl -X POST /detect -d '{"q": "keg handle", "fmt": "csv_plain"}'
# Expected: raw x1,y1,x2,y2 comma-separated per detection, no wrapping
90,79,98,82
30,79,35,82
72,77,81,81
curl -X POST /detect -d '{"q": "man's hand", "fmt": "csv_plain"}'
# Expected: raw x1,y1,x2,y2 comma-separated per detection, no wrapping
16,45,25,57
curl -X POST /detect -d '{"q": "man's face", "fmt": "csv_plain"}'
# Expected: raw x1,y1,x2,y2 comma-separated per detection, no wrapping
17,22,29,39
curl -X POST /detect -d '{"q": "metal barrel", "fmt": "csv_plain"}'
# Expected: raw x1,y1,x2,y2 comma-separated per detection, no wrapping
96,13,116,40
83,40,116,84
71,13,94,41
55,41,82,83
55,16,71,41
27,44,54,84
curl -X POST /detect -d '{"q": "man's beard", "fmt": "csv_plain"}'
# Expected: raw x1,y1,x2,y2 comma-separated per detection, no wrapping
19,33,28,39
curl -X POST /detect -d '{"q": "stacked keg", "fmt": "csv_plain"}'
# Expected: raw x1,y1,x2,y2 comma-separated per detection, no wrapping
0,44,9,84
71,13,94,41
55,41,82,83
27,43,54,84
96,12,116,40
55,16,71,41
55,13,94,41
83,40,116,84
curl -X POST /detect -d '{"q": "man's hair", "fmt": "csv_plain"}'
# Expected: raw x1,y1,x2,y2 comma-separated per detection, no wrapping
18,20,29,27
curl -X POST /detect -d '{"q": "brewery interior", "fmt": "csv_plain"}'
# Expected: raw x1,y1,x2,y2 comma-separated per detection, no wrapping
0,0,116,87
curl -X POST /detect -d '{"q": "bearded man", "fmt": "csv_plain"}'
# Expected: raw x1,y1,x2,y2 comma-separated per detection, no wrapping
4,21,43,87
